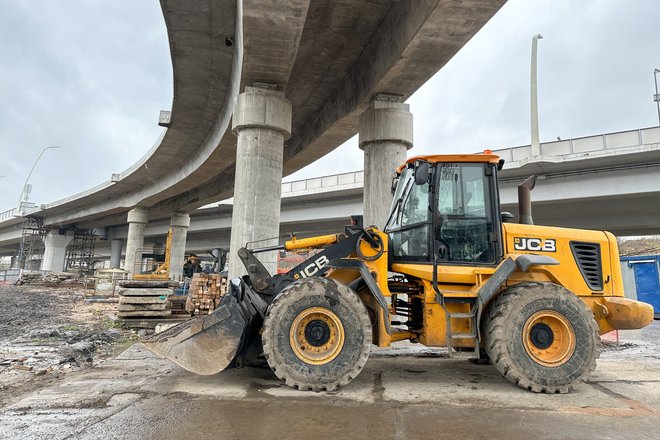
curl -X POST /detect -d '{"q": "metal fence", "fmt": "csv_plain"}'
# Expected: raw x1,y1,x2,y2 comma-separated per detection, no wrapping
0,269,20,285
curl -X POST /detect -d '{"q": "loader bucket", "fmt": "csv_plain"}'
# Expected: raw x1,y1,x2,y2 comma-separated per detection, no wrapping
142,279,268,375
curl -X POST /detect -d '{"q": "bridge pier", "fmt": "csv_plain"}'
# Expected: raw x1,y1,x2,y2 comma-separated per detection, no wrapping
359,99,413,229
42,230,75,272
228,86,292,279
124,207,148,275
169,212,190,281
10,256,18,269
110,239,123,269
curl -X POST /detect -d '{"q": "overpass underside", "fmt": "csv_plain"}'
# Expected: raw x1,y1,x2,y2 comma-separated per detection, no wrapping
0,0,507,273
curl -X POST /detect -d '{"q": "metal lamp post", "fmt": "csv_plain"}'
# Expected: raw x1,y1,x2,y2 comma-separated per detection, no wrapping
530,34,543,157
654,68,660,126
16,145,60,214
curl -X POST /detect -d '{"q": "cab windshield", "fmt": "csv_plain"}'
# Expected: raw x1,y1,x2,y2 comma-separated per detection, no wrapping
385,167,430,260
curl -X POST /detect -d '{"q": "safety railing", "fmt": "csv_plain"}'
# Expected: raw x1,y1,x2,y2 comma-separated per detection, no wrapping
493,126,660,164
281,170,364,196
0,208,16,221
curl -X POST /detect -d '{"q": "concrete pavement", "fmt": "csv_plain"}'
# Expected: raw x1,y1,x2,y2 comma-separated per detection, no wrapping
1,323,658,439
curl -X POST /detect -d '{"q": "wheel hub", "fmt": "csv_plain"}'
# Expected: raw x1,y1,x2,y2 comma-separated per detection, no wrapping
304,320,331,346
529,323,554,349
522,310,576,367
290,307,345,365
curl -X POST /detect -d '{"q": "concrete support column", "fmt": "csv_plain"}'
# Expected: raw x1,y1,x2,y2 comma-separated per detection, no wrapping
42,230,74,272
124,207,148,275
110,239,123,269
10,256,18,269
359,99,413,229
228,86,292,279
169,212,190,281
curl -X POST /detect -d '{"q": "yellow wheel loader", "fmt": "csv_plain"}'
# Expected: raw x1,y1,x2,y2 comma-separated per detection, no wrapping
144,154,654,393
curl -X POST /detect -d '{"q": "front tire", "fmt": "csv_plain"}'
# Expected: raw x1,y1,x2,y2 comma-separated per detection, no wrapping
262,277,372,391
485,282,599,393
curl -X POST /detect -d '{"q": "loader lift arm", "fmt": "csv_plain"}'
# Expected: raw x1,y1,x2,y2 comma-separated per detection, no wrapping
144,218,390,374
239,218,385,306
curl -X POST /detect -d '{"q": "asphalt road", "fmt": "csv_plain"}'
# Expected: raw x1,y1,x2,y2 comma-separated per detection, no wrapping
1,322,658,440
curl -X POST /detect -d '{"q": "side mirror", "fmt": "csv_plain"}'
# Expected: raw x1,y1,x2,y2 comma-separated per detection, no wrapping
414,161,430,185
390,176,399,195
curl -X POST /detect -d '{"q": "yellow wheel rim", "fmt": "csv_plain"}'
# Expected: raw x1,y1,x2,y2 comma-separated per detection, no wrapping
290,307,345,365
522,310,576,367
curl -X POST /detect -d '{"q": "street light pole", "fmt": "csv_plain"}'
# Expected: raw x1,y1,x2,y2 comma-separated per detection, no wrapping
654,68,660,126
16,145,60,213
530,34,543,157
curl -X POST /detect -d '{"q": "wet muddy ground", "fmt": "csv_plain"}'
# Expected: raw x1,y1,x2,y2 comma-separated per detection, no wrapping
0,286,136,408
0,286,658,439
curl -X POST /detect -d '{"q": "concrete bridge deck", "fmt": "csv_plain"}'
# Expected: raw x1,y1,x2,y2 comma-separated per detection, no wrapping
104,125,660,255
2,126,660,259
9,0,504,229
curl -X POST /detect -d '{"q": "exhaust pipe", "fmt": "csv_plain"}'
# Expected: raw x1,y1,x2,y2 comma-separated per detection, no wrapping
518,175,537,225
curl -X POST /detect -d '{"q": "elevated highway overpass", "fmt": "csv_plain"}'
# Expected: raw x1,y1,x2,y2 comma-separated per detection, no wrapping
9,0,505,229
101,125,660,255
2,126,659,269
5,3,659,274
1,0,507,275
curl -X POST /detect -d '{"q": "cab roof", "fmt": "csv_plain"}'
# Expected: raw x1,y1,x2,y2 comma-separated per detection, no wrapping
395,154,501,173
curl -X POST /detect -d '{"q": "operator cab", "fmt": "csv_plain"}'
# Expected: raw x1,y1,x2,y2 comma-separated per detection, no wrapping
385,155,503,266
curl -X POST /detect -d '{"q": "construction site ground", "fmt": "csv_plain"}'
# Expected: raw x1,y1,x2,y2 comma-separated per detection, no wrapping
0,285,658,439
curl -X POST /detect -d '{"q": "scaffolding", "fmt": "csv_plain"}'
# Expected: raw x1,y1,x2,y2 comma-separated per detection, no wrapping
17,216,48,270
65,229,97,274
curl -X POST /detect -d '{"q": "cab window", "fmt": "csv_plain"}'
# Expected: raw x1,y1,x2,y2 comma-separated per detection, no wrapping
385,167,430,261
435,163,497,264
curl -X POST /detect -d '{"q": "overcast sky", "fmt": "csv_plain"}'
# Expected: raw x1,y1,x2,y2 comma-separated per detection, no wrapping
0,0,659,211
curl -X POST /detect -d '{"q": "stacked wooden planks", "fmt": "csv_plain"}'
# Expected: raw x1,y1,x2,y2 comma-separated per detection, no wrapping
117,281,176,319
186,273,227,315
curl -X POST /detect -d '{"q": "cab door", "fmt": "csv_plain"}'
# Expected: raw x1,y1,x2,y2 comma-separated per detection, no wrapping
433,163,502,266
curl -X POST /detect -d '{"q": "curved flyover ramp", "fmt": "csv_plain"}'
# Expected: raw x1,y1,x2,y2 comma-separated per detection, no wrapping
20,0,507,230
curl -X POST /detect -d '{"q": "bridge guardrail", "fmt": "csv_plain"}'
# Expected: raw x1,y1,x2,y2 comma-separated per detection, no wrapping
0,208,17,221
282,170,364,195
494,126,660,164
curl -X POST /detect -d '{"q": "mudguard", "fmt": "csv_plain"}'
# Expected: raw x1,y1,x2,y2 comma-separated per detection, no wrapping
142,278,268,375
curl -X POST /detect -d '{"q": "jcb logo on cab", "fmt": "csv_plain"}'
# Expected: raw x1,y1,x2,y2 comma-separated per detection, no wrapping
514,237,556,252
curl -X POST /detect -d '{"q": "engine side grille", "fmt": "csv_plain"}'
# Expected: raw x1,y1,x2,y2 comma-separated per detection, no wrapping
570,241,603,291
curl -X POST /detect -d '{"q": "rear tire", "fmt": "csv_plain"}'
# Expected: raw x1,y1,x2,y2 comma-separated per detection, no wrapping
262,277,372,391
485,282,599,393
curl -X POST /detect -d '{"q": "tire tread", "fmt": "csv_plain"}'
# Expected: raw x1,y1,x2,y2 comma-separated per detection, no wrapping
485,282,600,394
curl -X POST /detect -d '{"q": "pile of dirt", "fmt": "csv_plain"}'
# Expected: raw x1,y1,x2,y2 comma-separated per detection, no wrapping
618,237,660,257
0,285,135,408
15,271,94,288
